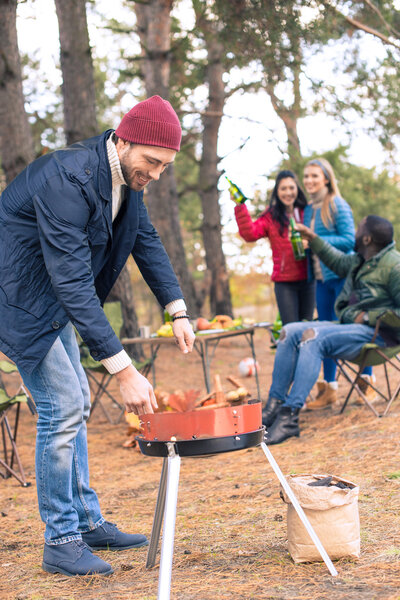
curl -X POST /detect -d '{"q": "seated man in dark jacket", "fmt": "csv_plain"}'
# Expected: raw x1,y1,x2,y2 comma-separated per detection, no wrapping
263,215,400,445
0,96,195,576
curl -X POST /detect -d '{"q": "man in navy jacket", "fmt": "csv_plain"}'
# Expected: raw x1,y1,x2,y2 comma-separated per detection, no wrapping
0,96,195,576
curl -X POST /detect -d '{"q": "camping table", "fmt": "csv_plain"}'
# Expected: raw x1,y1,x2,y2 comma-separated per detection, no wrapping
121,327,261,401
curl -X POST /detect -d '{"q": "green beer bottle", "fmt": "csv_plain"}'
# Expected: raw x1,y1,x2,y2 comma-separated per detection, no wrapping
271,312,282,340
225,176,247,204
289,217,306,260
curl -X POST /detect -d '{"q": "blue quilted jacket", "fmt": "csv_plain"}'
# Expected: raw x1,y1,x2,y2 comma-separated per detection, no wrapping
303,196,355,282
0,131,183,373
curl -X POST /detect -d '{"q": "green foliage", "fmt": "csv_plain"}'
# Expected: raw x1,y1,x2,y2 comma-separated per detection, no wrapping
307,1,400,157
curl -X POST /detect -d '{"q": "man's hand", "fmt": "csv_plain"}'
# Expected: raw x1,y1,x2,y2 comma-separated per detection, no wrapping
115,364,157,415
354,311,367,324
172,313,195,354
294,222,317,242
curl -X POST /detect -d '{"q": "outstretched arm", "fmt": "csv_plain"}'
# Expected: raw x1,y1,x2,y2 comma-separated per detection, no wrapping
295,223,355,279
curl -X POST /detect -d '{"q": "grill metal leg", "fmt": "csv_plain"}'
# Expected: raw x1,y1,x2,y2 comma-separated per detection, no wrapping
146,457,168,569
260,441,337,577
157,444,181,600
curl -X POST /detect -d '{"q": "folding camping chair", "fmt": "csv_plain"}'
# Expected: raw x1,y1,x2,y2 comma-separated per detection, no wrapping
0,360,36,487
336,311,400,417
80,302,152,424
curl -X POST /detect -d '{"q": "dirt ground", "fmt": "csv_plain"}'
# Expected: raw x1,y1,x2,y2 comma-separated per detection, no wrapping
1,328,400,600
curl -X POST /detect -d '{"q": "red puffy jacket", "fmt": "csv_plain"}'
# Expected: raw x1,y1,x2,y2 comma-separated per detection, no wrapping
234,204,307,282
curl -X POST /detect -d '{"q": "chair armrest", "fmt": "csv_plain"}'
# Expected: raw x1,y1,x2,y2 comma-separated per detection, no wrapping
371,310,400,343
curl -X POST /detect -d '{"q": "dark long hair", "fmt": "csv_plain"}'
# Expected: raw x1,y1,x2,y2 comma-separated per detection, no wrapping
264,170,307,235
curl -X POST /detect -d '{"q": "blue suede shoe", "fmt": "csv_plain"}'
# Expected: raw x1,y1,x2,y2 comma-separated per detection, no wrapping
42,540,113,576
81,521,149,551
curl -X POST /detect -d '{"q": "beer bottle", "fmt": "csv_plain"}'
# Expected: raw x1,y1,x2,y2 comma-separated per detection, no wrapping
289,217,306,260
271,312,282,341
225,176,247,204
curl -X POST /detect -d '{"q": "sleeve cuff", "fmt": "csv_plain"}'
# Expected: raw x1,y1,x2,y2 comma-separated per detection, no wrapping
165,299,186,315
101,349,132,374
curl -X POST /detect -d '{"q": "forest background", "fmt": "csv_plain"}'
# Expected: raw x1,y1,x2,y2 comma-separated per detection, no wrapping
1,0,399,351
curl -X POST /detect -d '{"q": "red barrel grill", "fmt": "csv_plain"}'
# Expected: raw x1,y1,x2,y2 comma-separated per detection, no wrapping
137,401,264,457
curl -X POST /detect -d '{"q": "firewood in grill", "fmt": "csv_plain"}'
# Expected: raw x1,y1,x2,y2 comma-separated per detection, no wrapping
227,375,243,388
195,401,229,410
214,374,225,404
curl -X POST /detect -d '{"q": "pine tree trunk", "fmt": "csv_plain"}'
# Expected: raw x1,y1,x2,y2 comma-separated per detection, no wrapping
54,0,98,144
55,0,141,342
0,0,34,186
198,36,233,316
134,0,200,317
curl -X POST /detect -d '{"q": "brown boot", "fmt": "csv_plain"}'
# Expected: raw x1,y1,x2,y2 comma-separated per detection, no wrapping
353,375,378,405
306,381,337,410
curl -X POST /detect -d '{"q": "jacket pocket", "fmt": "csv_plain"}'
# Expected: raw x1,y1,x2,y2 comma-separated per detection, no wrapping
0,259,54,319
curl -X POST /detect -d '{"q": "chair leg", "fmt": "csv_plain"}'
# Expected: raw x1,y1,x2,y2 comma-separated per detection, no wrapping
87,371,125,425
337,355,381,417
338,359,386,418
337,362,360,414
382,381,400,416
0,413,30,487
9,401,21,473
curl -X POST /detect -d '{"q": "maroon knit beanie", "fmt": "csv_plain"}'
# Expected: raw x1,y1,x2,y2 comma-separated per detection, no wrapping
115,95,181,152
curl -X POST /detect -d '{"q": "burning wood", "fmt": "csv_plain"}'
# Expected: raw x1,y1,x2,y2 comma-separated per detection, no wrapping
194,373,251,410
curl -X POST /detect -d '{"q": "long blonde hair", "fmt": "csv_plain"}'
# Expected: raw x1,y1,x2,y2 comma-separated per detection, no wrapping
306,158,341,228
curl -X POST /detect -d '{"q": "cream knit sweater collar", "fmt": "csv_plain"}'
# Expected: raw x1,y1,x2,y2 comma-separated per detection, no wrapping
106,134,127,221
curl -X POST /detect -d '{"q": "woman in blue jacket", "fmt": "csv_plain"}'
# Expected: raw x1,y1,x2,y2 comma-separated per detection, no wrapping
302,158,374,408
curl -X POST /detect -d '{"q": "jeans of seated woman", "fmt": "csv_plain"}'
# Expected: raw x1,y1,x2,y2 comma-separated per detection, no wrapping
316,279,372,381
18,322,104,545
268,321,384,409
274,280,316,325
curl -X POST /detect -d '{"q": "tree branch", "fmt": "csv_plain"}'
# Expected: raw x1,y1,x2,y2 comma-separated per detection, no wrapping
324,1,400,49
361,0,400,38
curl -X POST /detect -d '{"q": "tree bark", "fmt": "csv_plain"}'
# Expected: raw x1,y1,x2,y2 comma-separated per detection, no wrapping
54,0,98,144
264,49,303,163
197,32,233,316
134,0,200,316
55,0,142,341
0,0,34,186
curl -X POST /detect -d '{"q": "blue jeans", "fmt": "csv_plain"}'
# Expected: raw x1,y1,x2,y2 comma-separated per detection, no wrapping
268,321,385,409
18,322,104,545
316,278,344,381
317,279,372,380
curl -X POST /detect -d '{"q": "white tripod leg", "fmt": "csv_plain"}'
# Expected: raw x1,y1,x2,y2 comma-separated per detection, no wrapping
158,443,181,600
261,442,338,577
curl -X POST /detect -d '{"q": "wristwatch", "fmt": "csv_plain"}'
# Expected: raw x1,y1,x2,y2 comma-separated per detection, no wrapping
362,313,369,325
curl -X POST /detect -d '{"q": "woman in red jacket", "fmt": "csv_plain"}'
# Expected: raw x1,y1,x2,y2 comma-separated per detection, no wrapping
233,170,315,324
